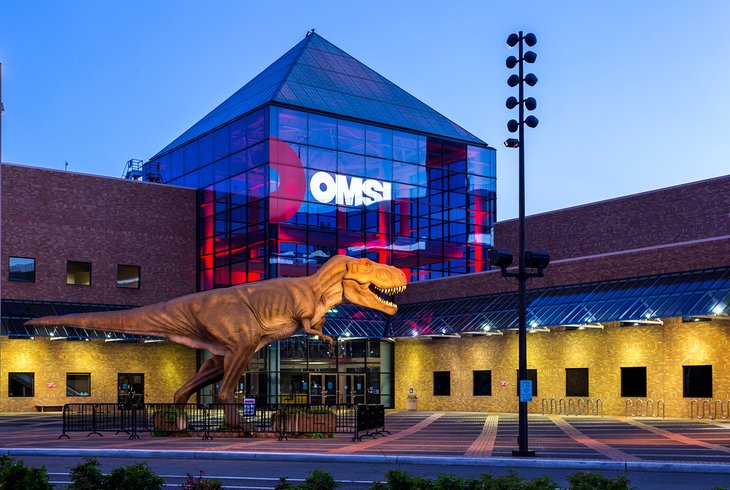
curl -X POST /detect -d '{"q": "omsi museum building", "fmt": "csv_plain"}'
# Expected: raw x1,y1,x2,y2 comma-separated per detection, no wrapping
1,33,728,417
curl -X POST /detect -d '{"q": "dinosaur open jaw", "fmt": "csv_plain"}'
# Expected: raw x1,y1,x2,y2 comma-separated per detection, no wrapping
369,284,406,309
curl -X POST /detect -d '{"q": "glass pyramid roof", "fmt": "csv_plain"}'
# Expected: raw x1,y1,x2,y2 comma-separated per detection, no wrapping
153,33,487,158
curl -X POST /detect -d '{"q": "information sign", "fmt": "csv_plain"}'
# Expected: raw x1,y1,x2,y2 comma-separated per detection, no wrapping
519,380,533,403
243,397,256,416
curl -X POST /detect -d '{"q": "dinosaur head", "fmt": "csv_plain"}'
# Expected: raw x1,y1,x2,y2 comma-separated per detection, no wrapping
341,257,407,315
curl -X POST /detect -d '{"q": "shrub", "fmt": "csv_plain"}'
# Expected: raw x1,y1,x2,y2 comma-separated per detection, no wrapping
433,472,473,490
180,471,223,490
67,458,105,490
104,462,164,490
301,469,339,490
567,471,632,490
382,469,432,490
0,455,53,490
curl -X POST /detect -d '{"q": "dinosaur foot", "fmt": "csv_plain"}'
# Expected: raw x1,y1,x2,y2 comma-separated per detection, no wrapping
221,406,254,431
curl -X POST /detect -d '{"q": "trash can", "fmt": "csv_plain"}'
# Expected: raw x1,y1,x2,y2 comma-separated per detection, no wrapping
406,394,418,411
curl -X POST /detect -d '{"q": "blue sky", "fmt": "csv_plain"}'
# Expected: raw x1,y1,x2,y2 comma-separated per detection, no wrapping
1,1,728,220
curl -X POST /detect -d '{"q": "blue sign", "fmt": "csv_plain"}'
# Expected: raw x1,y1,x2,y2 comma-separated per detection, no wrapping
243,398,256,416
519,380,533,402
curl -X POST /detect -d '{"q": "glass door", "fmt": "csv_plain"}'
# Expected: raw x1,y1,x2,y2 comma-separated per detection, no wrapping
309,374,324,405
339,374,366,405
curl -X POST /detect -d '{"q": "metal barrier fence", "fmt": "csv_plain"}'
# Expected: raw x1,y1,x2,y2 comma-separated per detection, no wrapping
690,399,730,420
624,398,665,418
60,403,366,441
354,404,390,441
540,398,604,416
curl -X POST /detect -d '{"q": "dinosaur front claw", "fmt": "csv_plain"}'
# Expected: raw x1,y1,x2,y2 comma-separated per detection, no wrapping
321,335,334,347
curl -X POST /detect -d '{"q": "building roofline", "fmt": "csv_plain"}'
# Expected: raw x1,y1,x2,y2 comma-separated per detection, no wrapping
0,162,194,191
497,174,730,225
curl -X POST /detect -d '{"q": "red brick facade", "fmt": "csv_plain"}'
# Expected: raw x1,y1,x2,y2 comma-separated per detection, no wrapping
401,175,730,304
1,163,197,306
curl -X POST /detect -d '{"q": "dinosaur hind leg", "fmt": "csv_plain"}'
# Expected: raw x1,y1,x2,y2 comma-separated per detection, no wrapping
219,345,257,427
174,354,224,405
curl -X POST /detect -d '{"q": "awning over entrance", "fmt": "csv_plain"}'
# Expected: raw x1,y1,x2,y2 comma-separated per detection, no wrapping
388,267,730,337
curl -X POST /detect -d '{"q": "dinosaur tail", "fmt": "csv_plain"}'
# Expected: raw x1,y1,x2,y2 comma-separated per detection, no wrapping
24,304,170,338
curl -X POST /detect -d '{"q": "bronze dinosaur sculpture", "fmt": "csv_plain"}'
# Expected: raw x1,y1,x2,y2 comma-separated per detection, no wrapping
26,255,406,423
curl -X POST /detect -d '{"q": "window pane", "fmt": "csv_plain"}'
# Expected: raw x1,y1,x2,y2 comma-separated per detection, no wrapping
308,114,337,149
67,261,91,286
473,370,492,396
621,367,647,397
338,120,365,154
277,108,308,143
117,265,140,289
566,368,589,397
9,372,34,397
67,373,91,397
433,371,450,396
683,365,712,398
9,257,35,282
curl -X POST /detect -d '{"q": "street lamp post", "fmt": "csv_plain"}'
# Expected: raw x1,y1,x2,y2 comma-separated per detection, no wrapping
490,30,548,457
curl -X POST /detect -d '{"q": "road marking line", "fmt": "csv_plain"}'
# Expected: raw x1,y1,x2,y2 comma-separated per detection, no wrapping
329,412,444,454
464,414,499,457
549,415,640,461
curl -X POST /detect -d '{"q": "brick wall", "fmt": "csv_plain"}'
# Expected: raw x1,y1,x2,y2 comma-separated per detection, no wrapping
1,163,197,305
395,317,730,417
495,175,730,261
0,337,197,411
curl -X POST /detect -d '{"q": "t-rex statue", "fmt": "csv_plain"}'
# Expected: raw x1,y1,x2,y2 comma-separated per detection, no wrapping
26,255,406,424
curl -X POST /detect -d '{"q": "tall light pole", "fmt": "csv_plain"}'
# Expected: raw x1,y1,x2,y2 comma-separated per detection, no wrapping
489,31,549,457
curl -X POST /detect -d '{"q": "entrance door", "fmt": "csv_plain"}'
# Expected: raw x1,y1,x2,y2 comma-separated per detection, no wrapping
309,374,337,405
309,374,323,405
340,374,366,405
118,373,144,405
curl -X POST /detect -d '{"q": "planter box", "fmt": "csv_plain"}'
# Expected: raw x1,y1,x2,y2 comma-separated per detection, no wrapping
152,411,187,431
272,412,336,433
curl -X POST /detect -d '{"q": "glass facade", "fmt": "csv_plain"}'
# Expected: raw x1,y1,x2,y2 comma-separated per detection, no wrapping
198,338,394,407
154,105,496,288
148,101,494,408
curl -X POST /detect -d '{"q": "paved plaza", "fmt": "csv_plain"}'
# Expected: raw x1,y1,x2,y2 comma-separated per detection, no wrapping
2,410,730,465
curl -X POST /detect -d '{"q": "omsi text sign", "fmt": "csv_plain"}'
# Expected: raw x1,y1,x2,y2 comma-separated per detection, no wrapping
310,171,392,206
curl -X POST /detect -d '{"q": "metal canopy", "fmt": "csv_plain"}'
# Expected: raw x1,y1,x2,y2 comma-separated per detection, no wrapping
1,300,162,341
388,267,730,337
4,267,727,340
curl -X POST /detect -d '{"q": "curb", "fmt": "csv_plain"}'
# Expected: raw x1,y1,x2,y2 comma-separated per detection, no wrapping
2,448,730,474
